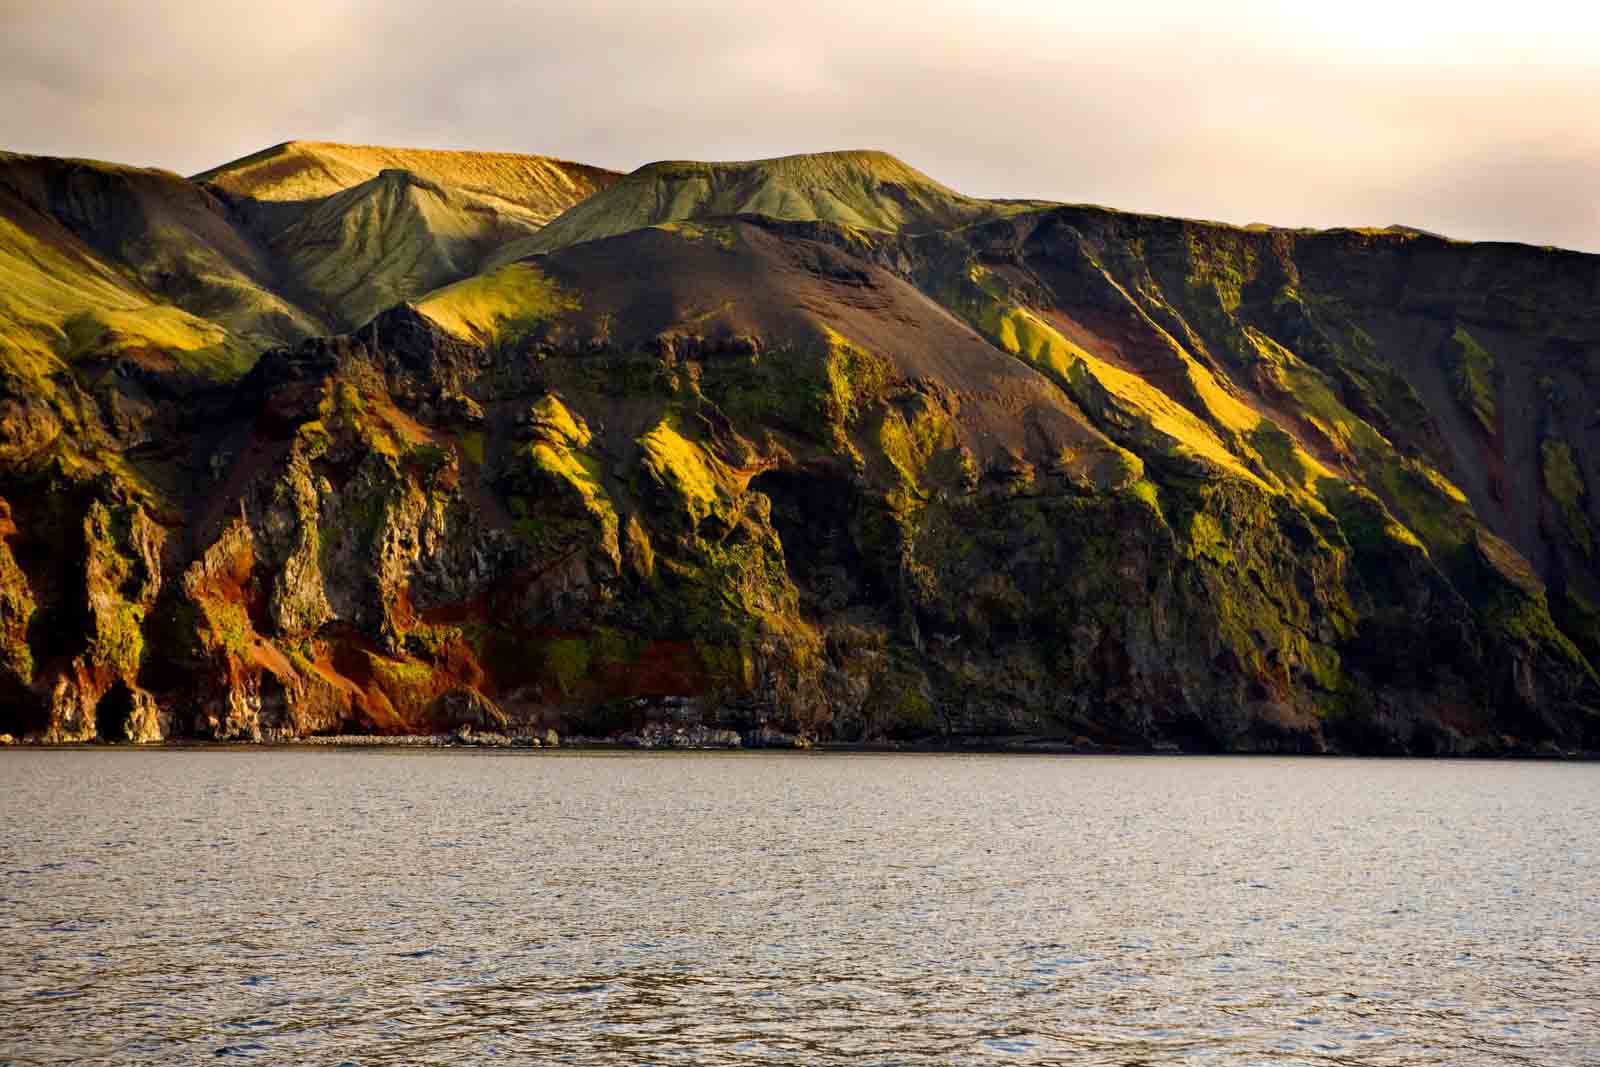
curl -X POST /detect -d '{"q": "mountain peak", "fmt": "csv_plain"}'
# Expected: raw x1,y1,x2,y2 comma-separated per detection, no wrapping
192,140,619,213
490,147,1044,262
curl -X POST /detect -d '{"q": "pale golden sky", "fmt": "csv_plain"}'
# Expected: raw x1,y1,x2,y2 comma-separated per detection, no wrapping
4,0,1598,250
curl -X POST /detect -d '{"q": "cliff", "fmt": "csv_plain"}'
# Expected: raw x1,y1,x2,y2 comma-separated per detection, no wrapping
2,145,1597,753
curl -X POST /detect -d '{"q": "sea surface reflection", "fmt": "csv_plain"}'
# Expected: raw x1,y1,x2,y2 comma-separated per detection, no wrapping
1,750,1596,1064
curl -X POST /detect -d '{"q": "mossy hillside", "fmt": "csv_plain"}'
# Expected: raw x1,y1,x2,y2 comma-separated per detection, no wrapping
499,149,1044,260
891,474,1353,740
702,326,895,459
637,415,741,531
0,214,255,383
0,152,321,359
513,442,618,559
549,406,816,711
1251,348,1466,557
1172,483,1355,699
268,169,562,332
1460,531,1596,713
1444,325,1498,436
195,140,618,224
939,261,1289,491
1007,220,1488,576
1156,229,1583,681
8,143,1600,750
1541,437,1592,558
496,393,619,567
630,412,803,637
903,216,1598,738
527,393,593,449
414,263,579,348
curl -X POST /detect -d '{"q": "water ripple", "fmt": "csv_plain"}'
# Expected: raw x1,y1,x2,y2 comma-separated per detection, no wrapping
1,751,1597,1065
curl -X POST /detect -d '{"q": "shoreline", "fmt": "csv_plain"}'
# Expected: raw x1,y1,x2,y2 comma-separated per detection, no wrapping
2,733,1596,761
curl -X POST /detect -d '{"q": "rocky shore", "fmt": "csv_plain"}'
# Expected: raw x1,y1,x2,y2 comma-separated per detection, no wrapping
2,727,1593,759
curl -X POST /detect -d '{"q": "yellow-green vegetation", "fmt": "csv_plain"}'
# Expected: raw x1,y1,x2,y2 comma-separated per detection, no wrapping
414,262,578,346
527,393,592,448
495,150,1047,260
1340,452,1468,563
1182,228,1256,314
540,637,592,695
82,502,156,674
366,651,435,689
0,216,253,383
1445,325,1497,434
707,327,893,459
1318,479,1433,556
0,540,35,683
6,140,1598,753
652,221,738,250
1259,347,1474,558
1542,438,1592,557
1185,510,1234,566
957,264,1090,379
1,152,321,353
519,442,617,546
951,265,1294,490
821,327,892,427
637,416,734,528
622,514,656,581
272,172,515,330
199,595,252,656
321,380,401,458
1248,421,1328,497
1172,484,1356,698
195,140,617,224
1473,531,1591,675
1065,347,1264,484
875,394,957,502
696,641,754,690
658,535,806,645
505,394,618,560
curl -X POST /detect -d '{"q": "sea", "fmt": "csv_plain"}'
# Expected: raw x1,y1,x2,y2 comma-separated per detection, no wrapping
1,750,1596,1065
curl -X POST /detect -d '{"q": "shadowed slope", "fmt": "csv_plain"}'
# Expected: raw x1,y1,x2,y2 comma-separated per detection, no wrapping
269,169,556,331
195,141,621,329
0,161,265,388
420,217,1123,484
0,152,322,355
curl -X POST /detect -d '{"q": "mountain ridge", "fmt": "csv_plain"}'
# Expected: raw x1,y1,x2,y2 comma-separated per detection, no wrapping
487,148,1056,263
1,140,1598,755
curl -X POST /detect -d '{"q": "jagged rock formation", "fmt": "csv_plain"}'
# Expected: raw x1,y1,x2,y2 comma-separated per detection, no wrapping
1,143,1597,753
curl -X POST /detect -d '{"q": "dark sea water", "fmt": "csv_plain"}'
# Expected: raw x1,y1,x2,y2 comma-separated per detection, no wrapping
0,750,1595,1066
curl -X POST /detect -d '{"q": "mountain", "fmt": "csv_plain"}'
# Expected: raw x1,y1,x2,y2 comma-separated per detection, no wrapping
0,152,312,388
195,141,619,328
486,149,1049,263
1,143,1597,755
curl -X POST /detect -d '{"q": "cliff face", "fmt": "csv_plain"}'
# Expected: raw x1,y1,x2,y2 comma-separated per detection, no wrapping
1,145,1597,752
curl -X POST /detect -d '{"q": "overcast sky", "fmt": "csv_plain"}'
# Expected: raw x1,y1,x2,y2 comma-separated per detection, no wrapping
3,0,1598,251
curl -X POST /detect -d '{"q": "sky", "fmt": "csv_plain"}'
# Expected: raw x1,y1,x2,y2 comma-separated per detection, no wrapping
3,0,1599,251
